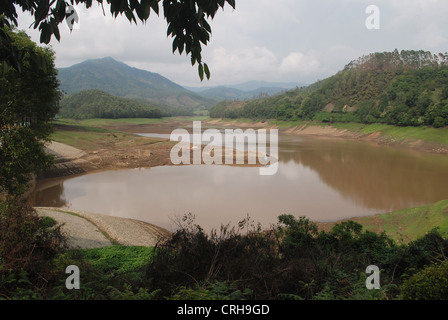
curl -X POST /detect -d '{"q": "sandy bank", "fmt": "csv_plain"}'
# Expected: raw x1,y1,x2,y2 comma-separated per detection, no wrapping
37,207,171,249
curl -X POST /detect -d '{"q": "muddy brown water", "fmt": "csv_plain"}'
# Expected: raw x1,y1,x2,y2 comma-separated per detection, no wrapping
32,134,448,232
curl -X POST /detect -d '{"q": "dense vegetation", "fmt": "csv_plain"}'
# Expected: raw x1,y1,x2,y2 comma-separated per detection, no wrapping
59,89,162,119
2,213,447,300
210,50,448,128
58,89,197,119
0,28,60,195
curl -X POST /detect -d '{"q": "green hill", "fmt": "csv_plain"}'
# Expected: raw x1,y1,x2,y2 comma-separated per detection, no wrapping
58,89,167,119
58,57,215,109
210,50,448,128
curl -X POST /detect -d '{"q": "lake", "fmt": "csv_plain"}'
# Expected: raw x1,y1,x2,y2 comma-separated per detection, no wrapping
32,133,448,232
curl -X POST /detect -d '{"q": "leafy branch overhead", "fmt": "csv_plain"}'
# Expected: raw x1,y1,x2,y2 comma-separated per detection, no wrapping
0,0,236,80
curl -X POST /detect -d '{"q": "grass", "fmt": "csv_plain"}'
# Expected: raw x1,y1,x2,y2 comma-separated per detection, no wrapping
73,246,154,274
50,119,167,150
349,199,448,243
53,117,169,128
54,116,210,127
329,122,448,144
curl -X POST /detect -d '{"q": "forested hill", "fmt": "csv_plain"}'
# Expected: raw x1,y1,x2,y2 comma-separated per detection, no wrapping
210,50,448,128
58,57,215,109
58,89,193,119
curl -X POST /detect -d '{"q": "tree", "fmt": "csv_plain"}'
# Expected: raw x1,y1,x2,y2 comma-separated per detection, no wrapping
0,27,60,195
0,0,236,80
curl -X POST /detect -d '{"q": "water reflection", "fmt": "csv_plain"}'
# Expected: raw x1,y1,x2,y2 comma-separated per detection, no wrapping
32,135,448,231
278,136,448,211
33,179,68,207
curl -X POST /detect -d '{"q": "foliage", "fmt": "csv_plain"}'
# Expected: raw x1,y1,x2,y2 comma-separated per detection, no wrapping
3,212,448,300
400,259,448,300
0,27,60,195
142,214,448,300
46,246,157,300
210,50,448,129
1,0,236,80
146,215,448,299
74,246,154,274
0,197,65,299
145,213,279,299
59,89,163,119
170,281,252,300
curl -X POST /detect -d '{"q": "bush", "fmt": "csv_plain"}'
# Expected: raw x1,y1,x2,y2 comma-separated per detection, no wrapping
433,116,447,128
144,214,404,300
0,197,65,298
145,213,279,299
170,281,253,300
400,260,448,300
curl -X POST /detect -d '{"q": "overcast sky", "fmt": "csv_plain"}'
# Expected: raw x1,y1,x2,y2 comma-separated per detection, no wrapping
16,0,448,88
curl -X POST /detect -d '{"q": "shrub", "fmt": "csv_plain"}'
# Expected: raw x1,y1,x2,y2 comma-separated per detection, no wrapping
145,213,279,299
0,196,65,298
170,281,252,300
400,260,448,300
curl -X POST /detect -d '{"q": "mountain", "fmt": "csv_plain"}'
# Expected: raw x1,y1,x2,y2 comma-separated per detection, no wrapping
57,57,215,109
226,80,305,91
185,81,305,101
210,50,448,128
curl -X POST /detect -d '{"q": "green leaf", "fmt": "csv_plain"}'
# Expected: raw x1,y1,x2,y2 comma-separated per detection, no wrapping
198,63,204,81
51,19,60,42
149,0,159,15
124,8,136,24
204,63,210,80
226,0,236,9
39,23,51,44
138,0,151,21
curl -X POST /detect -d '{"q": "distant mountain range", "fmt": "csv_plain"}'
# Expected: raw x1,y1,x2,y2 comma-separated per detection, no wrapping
57,57,215,109
58,57,305,109
186,81,306,101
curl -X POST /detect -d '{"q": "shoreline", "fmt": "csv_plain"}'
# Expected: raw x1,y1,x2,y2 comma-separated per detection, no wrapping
34,117,448,244
207,118,448,156
42,117,448,182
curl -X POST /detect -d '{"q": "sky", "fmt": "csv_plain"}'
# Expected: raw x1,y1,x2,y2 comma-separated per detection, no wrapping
16,0,448,88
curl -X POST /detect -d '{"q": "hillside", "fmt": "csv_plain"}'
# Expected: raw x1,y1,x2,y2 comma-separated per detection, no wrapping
57,57,215,109
58,89,194,119
210,50,448,128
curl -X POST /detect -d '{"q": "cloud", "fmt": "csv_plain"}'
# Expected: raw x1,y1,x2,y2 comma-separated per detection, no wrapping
201,47,324,86
414,23,448,48
14,0,448,87
210,46,277,81
279,52,321,76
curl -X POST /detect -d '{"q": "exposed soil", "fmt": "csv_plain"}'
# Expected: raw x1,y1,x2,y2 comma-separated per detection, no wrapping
40,133,175,179
209,119,448,155
39,119,266,180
